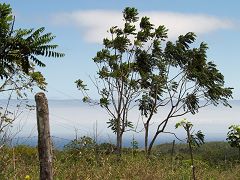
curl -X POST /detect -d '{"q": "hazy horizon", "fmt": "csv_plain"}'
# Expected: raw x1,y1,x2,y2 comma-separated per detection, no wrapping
1,99,239,148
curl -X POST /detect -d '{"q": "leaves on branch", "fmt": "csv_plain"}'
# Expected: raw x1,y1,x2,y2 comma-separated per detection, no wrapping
176,119,205,147
0,3,64,96
75,79,88,91
227,125,240,149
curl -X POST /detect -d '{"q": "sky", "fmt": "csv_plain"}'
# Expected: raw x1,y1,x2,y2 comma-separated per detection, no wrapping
2,0,240,100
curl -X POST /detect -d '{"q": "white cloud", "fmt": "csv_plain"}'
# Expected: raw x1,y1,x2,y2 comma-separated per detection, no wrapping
52,10,234,43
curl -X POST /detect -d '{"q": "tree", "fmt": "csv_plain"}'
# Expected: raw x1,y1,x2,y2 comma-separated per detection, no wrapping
76,7,144,156
175,118,205,180
135,20,233,155
76,7,232,156
0,3,64,141
227,125,240,160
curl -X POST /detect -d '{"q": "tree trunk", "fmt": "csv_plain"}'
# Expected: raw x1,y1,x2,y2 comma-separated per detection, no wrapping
186,125,196,180
116,116,122,157
120,132,123,152
35,92,53,180
116,130,121,156
144,123,149,155
239,147,240,160
171,140,175,171
147,131,160,156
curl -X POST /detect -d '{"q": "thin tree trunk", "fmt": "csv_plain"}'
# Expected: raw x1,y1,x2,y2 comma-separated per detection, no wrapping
120,132,123,153
147,131,160,156
116,130,121,155
239,147,240,160
171,140,175,157
186,125,196,180
116,117,122,157
144,123,149,154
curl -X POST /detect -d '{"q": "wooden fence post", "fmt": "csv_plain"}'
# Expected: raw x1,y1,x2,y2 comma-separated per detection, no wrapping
35,92,53,180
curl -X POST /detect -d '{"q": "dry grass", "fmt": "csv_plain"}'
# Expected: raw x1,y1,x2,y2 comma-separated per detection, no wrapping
0,145,240,180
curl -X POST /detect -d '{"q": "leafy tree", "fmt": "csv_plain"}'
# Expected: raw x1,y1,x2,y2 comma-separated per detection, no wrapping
135,19,232,155
175,118,205,180
0,3,64,141
76,7,232,156
227,124,240,159
76,7,143,156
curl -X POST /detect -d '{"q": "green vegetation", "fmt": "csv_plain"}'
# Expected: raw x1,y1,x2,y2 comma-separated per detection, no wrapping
0,141,240,179
227,125,240,159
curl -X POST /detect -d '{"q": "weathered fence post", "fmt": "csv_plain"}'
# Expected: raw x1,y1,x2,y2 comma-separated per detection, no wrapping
35,92,53,180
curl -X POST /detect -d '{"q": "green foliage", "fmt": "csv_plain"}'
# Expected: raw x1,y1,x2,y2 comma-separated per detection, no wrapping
14,145,38,162
123,7,139,23
193,130,205,147
0,2,64,92
197,142,239,165
175,118,205,147
131,138,138,150
64,136,96,152
153,141,240,165
107,118,134,133
131,136,139,156
227,125,240,151
97,142,116,154
75,79,88,91
0,3,64,76
140,28,233,117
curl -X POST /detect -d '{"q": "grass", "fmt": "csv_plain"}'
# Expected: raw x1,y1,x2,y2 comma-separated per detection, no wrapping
0,142,240,179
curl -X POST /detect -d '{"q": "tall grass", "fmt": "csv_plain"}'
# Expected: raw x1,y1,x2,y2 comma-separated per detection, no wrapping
0,142,240,179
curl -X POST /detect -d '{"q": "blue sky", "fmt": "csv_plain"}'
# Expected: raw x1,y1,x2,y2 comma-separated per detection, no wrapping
3,0,240,99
